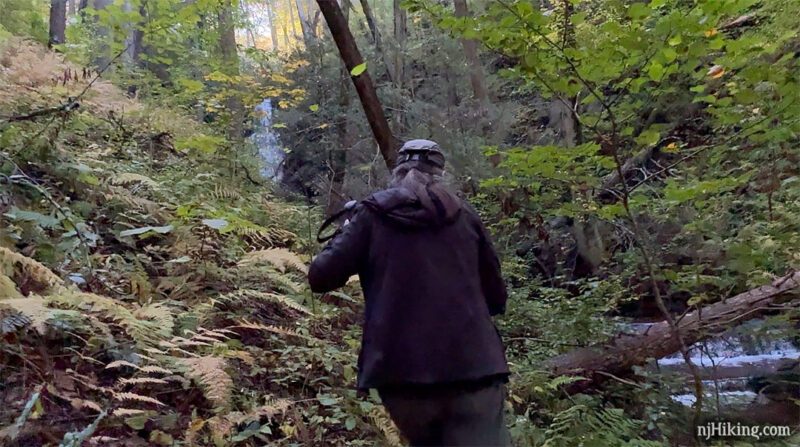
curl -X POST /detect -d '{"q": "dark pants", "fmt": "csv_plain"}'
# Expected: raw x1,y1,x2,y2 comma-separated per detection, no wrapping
378,378,510,447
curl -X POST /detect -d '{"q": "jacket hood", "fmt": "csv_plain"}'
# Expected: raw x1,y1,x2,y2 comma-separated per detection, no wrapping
363,187,462,228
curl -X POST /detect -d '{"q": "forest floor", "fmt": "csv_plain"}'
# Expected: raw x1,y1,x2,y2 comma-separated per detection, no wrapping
0,38,401,446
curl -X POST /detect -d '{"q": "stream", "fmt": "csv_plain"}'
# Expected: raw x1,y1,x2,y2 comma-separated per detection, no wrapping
629,319,799,421
252,99,285,180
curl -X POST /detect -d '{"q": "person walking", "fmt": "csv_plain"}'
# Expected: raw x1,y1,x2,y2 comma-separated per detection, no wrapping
308,139,510,446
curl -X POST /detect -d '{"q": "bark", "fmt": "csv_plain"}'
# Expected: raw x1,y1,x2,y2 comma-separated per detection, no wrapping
316,0,400,171
359,0,394,83
287,0,300,40
49,0,67,48
392,0,406,88
218,0,244,140
266,1,280,51
546,272,800,394
91,0,113,68
327,0,353,217
452,0,489,107
68,0,77,16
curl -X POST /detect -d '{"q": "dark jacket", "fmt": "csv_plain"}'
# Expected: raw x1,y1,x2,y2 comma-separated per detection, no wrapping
308,187,509,389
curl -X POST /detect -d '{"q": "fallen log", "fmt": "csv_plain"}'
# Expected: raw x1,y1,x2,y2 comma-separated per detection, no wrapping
546,272,800,394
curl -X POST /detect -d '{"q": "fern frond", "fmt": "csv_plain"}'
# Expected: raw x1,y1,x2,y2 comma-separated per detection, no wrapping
0,247,63,292
114,392,165,406
238,248,307,273
0,273,22,299
105,360,139,370
218,289,311,315
232,320,302,338
370,407,403,447
227,398,292,425
117,377,169,386
139,365,173,375
47,289,171,346
0,297,50,333
179,356,233,409
109,173,159,188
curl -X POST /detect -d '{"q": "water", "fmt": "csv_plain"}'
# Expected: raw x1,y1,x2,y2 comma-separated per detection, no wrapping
625,320,799,409
252,99,285,180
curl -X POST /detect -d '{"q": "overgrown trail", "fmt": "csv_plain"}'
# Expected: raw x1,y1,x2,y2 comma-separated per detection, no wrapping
0,39,399,446
3,0,800,445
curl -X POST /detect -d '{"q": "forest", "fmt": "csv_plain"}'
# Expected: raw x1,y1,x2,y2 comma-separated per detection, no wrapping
1,0,799,445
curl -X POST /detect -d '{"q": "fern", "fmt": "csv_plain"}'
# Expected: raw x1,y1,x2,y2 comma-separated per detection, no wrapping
0,273,23,299
0,297,51,333
47,289,173,346
113,392,166,407
238,248,307,273
179,356,233,409
369,407,403,447
0,247,63,292
218,288,311,315
109,173,159,188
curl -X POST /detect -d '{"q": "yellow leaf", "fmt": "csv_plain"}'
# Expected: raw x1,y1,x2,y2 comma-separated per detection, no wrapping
704,28,718,37
663,142,679,153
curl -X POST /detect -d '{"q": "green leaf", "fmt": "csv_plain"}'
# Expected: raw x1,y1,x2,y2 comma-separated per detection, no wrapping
119,225,173,237
647,62,664,81
350,62,368,77
201,218,228,230
628,3,651,19
309,104,319,112
318,396,338,406
345,417,356,431
4,207,61,229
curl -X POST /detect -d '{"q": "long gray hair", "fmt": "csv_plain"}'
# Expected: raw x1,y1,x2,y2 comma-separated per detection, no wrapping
390,160,461,219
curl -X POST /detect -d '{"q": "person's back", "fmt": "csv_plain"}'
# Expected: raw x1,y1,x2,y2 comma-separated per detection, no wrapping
309,139,510,446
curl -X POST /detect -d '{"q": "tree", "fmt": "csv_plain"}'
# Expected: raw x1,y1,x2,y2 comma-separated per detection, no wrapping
452,0,489,107
358,0,394,83
392,0,406,89
316,0,399,170
265,0,280,51
547,272,800,394
217,0,245,141
48,0,67,48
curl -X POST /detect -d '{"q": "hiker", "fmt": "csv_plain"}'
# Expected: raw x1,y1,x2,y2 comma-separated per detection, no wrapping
308,139,510,446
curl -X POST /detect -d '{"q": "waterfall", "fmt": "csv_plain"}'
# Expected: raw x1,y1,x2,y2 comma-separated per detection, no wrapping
252,99,285,180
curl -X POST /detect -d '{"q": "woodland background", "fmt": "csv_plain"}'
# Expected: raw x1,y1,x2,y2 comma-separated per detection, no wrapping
1,0,800,445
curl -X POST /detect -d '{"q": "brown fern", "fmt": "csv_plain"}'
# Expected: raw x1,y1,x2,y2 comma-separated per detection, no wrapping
179,356,233,409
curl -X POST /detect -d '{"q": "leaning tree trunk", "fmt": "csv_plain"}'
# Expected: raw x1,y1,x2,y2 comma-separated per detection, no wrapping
49,0,67,48
316,0,400,171
546,272,800,394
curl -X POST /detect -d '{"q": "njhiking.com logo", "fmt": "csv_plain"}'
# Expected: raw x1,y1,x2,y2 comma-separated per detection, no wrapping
696,421,792,441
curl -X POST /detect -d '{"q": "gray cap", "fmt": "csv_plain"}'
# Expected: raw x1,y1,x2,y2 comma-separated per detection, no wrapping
397,139,445,168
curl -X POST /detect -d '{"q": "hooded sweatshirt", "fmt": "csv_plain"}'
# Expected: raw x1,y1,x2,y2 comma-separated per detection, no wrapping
308,186,509,390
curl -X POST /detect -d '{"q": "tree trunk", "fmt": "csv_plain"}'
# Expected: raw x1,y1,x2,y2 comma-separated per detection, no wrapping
546,272,800,394
359,0,394,83
218,0,244,141
316,0,399,171
392,0,406,89
266,0,280,51
287,0,300,41
68,0,77,16
91,0,113,68
327,0,353,216
452,0,489,107
48,0,67,48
